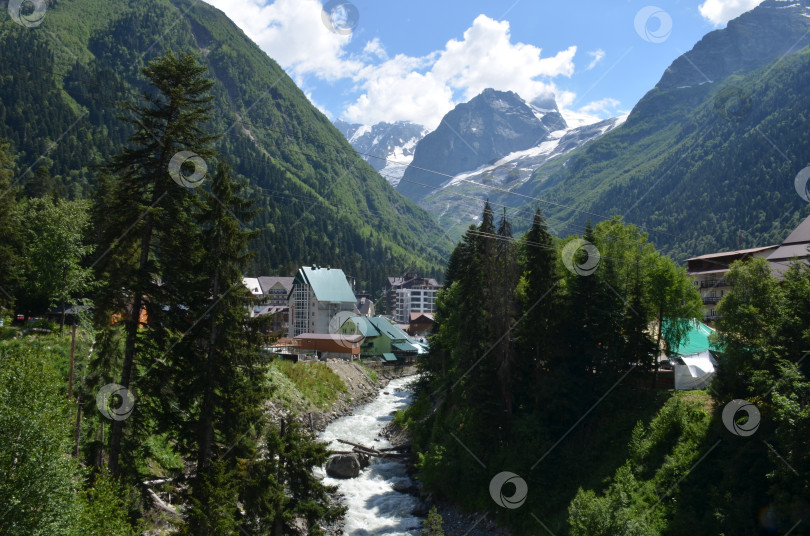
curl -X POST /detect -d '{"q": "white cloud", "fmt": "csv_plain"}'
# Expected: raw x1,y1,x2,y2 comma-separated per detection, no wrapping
586,49,605,71
698,0,765,25
347,15,578,128
362,38,387,60
579,97,620,115
203,0,363,80
559,97,624,128
204,3,582,129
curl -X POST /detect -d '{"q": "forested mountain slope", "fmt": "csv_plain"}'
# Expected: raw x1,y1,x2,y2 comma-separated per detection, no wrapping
509,0,810,259
0,0,452,289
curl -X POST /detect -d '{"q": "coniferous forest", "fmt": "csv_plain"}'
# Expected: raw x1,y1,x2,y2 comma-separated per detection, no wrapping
0,52,344,536
3,1,810,535
404,203,810,535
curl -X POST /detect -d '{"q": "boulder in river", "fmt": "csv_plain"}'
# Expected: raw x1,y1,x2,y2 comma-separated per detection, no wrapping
326,454,362,478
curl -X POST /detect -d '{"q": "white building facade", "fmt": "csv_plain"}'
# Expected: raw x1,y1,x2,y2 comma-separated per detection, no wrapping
288,266,357,337
394,286,438,324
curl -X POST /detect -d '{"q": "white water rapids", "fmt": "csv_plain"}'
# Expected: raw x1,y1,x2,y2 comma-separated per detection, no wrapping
316,376,422,536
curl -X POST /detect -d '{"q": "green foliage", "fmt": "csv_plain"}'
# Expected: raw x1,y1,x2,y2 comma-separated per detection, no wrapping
239,418,345,535
409,209,712,534
568,393,713,536
0,344,133,536
422,506,445,536
0,141,25,311
20,197,95,321
362,363,379,384
76,472,136,536
0,0,449,290
0,345,80,535
271,360,348,409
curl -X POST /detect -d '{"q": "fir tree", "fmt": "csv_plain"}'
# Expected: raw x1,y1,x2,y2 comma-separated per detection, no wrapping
94,51,217,476
515,207,559,411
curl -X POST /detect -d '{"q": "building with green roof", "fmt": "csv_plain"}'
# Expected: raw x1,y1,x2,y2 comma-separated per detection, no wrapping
288,266,357,338
338,315,420,362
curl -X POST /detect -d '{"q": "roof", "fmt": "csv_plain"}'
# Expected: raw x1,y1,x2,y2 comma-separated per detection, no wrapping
393,341,418,352
382,353,398,362
293,333,363,343
343,316,381,337
242,277,262,295
410,312,436,322
387,275,441,289
684,245,778,262
766,243,810,262
356,297,374,315
257,276,294,294
780,213,810,245
293,266,356,303
668,320,719,356
367,316,411,340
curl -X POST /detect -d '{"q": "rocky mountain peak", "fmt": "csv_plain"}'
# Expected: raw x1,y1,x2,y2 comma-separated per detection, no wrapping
657,0,810,90
396,89,566,201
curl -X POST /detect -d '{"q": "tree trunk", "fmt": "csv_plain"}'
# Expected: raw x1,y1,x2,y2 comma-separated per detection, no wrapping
60,265,67,334
197,266,220,473
68,323,76,399
109,209,154,477
74,395,82,458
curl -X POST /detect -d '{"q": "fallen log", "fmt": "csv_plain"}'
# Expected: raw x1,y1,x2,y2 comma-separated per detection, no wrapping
335,439,409,458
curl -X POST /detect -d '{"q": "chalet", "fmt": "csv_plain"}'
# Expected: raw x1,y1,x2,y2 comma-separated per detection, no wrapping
408,312,436,338
338,315,420,363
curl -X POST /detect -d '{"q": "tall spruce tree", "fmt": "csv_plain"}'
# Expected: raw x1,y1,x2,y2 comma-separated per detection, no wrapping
94,51,217,476
494,208,519,421
515,207,559,412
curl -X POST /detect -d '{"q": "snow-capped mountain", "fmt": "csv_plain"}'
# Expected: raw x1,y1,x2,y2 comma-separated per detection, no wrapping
420,114,625,237
396,89,567,202
333,120,429,187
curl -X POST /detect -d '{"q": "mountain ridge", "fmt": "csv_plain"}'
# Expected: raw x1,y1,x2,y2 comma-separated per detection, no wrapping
396,88,568,202
0,0,452,290
517,0,810,259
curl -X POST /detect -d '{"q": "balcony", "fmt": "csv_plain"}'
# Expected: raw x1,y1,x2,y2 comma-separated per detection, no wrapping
699,279,727,289
702,296,721,305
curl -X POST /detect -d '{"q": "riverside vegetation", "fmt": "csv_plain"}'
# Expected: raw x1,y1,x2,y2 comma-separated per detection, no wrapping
0,52,348,535
402,205,810,535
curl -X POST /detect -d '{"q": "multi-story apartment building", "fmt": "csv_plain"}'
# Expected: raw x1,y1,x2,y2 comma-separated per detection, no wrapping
685,246,778,325
385,273,441,323
393,286,439,324
288,266,357,338
685,214,810,326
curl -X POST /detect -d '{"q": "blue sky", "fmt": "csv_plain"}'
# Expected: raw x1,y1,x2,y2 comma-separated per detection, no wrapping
204,0,764,129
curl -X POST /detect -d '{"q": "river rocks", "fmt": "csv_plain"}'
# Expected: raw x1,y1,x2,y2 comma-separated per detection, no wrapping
357,453,370,469
392,480,420,496
326,454,363,478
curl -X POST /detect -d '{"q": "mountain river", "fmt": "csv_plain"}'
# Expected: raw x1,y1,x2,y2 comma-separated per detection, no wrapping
317,375,422,536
